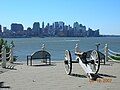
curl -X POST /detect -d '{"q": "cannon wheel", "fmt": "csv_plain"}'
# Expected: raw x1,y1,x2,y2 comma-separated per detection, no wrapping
89,50,100,74
64,50,72,75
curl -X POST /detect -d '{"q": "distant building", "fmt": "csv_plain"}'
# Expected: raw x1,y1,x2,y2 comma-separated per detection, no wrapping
48,25,55,36
63,25,68,36
87,28,99,37
32,22,41,36
27,27,32,36
52,21,65,36
0,25,2,33
67,25,73,36
53,22,59,35
1,21,100,37
42,22,45,35
94,29,100,37
82,26,87,36
3,27,7,32
58,21,64,31
43,23,49,36
42,22,44,29
73,22,81,36
87,28,93,37
73,22,79,30
53,22,59,29
11,23,24,33
27,27,32,31
33,22,40,31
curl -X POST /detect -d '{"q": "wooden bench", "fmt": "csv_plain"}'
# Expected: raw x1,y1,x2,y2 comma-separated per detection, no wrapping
27,50,51,66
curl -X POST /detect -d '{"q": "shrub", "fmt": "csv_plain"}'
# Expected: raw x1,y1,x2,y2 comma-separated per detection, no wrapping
0,38,16,62
110,56,120,60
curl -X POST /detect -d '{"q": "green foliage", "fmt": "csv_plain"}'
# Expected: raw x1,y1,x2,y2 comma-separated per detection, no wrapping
116,54,120,56
0,38,16,62
110,56,120,60
0,38,10,53
13,56,18,62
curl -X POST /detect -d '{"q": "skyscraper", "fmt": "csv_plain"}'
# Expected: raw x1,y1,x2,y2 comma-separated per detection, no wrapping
33,22,41,36
73,22,80,36
33,22,40,30
42,22,45,35
42,22,44,29
11,23,24,33
3,27,7,32
53,22,59,35
73,22,79,30
58,21,64,31
53,22,59,29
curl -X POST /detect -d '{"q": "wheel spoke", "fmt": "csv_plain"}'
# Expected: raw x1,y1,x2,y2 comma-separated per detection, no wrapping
64,50,72,75
89,50,100,74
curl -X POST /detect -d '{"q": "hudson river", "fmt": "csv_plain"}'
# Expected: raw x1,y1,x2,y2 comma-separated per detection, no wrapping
5,37,120,61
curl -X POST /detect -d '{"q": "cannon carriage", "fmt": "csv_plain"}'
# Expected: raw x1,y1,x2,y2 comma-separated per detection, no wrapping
64,44,105,79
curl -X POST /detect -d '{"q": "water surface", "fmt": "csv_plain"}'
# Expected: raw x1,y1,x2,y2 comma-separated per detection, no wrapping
5,37,120,61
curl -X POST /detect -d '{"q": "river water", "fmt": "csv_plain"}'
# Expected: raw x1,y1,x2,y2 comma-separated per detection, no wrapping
5,37,120,61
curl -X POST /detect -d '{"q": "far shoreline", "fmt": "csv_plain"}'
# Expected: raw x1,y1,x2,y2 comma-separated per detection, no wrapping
1,35,120,38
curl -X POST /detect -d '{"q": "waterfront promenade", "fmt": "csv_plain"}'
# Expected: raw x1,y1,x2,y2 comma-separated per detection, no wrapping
0,61,120,90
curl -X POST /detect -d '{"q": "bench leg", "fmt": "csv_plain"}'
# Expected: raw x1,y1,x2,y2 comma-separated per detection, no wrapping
27,56,29,65
27,59,28,65
49,58,51,65
46,59,47,64
30,59,32,66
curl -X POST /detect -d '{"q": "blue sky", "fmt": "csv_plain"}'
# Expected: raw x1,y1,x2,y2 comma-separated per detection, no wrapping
0,0,120,35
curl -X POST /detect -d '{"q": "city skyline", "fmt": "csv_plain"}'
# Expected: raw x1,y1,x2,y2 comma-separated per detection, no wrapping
0,21,99,30
0,21,100,38
0,0,120,35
